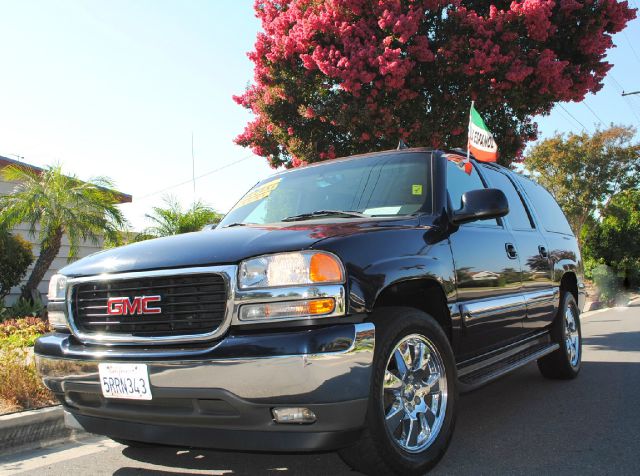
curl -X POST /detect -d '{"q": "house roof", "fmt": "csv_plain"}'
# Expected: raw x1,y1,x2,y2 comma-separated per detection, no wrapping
0,155,132,204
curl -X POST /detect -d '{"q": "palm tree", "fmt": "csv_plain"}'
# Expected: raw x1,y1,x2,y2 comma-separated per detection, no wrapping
137,196,222,240
0,164,126,301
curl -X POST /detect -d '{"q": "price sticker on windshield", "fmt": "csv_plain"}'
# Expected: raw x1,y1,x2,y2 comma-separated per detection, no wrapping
235,178,282,208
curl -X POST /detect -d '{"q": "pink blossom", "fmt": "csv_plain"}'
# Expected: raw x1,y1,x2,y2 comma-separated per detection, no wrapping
234,0,636,168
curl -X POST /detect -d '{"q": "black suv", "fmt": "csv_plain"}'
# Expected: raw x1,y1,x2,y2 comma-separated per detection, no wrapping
37,148,585,475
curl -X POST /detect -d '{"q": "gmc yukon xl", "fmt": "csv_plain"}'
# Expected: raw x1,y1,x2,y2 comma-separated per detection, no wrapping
36,148,585,475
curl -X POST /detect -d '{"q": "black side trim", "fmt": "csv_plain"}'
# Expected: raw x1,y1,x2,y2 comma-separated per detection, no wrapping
457,331,558,392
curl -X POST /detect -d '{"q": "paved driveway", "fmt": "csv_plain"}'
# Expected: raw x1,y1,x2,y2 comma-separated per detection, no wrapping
2,303,639,475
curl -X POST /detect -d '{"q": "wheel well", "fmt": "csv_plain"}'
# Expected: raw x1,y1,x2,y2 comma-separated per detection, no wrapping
373,279,451,340
560,272,578,303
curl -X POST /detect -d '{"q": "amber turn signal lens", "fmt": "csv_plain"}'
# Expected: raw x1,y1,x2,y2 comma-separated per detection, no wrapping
307,298,335,315
309,253,344,283
239,298,336,321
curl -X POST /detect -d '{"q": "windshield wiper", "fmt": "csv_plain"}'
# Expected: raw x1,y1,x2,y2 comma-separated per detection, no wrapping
281,210,369,222
223,222,253,228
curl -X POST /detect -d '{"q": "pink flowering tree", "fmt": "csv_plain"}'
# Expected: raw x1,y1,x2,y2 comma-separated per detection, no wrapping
235,0,636,167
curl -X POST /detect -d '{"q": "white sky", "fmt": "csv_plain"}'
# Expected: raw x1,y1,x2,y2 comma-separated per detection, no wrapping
0,0,639,230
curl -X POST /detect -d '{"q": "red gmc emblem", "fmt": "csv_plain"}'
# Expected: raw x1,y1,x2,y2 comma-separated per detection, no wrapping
107,296,162,316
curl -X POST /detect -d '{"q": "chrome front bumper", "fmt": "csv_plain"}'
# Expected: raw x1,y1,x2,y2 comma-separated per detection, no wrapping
35,322,375,451
36,322,375,403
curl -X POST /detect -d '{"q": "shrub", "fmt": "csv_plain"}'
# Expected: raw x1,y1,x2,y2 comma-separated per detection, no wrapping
3,297,45,320
592,264,620,304
0,317,55,413
0,344,55,413
0,317,51,347
0,232,34,301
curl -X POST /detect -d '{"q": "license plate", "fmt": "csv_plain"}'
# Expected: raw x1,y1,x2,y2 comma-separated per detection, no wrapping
98,363,152,400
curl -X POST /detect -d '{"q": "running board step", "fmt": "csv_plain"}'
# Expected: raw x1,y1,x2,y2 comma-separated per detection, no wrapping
457,341,560,392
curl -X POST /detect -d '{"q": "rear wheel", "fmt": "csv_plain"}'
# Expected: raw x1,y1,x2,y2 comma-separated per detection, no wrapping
537,292,581,379
338,307,457,475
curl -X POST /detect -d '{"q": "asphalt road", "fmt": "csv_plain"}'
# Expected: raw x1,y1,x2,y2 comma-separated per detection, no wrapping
2,302,639,476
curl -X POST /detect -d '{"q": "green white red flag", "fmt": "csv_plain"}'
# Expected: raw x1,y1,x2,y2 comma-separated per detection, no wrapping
467,102,498,162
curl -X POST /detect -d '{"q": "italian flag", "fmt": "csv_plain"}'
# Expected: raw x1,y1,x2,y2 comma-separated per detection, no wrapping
468,102,498,162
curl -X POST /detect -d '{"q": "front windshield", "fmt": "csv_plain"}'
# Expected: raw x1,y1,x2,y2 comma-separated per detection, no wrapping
219,152,431,226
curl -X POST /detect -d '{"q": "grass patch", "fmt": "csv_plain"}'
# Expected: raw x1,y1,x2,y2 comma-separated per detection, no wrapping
0,317,56,414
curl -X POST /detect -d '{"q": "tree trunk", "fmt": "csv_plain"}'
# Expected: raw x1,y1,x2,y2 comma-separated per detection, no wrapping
21,227,64,302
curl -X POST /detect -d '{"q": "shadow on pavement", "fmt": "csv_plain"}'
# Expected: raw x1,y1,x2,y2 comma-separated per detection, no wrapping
116,359,640,476
118,445,352,475
114,307,640,475
583,329,640,353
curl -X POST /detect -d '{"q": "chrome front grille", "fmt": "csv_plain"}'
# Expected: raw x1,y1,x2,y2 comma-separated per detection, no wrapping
66,267,235,344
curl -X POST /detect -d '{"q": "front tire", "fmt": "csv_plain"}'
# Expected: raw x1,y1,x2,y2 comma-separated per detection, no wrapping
537,292,582,379
338,307,457,475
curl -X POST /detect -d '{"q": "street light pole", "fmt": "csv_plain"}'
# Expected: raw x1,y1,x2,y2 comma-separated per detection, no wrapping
622,90,640,96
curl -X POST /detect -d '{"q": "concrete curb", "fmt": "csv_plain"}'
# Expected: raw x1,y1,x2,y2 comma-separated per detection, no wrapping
582,296,640,319
0,406,84,457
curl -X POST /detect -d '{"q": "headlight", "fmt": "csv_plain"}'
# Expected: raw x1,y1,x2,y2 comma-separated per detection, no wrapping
238,251,344,289
47,274,68,301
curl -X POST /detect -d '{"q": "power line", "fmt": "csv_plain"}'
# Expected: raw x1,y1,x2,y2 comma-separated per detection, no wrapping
558,104,588,131
606,75,640,126
608,75,624,93
136,155,255,201
583,100,604,125
623,31,640,67
623,96,640,126
191,132,195,196
554,106,580,131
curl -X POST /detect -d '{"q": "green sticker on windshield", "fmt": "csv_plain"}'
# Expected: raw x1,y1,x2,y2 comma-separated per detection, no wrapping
412,184,423,195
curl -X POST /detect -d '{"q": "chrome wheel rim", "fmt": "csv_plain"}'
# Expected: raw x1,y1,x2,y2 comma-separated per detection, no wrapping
564,306,580,367
382,334,448,454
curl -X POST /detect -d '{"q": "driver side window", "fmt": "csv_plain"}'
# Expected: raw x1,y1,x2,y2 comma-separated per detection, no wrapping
446,159,498,227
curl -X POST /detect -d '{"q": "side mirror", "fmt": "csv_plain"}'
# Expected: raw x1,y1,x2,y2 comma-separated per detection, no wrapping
452,188,509,225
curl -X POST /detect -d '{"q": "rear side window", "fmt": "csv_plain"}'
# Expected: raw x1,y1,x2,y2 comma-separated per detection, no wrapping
481,167,534,230
446,158,498,226
518,177,573,235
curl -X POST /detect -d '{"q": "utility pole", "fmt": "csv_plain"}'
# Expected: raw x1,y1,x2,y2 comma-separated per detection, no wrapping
622,90,640,96
191,132,195,197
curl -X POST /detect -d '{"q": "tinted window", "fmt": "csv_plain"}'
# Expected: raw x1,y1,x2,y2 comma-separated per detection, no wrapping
481,167,534,230
518,176,573,235
446,158,498,226
220,153,431,226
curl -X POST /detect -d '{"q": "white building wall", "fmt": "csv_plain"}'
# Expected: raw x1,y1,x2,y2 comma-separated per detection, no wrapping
1,175,105,305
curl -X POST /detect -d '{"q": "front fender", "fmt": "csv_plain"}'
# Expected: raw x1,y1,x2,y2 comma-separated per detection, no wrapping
313,227,456,314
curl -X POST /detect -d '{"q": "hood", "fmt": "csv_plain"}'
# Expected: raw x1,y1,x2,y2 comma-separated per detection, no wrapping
60,219,416,277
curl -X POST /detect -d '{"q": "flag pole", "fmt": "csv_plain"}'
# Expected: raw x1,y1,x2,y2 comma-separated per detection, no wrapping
467,100,474,163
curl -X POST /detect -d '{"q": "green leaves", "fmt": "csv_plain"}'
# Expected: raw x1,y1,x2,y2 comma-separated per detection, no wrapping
0,164,127,300
524,125,640,240
0,165,127,258
0,232,34,301
585,190,640,276
137,196,222,240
